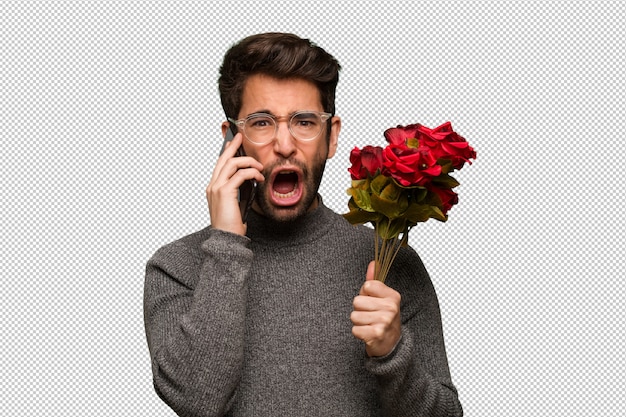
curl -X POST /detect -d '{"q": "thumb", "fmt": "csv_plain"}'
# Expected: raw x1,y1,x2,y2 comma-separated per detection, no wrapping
366,260,376,281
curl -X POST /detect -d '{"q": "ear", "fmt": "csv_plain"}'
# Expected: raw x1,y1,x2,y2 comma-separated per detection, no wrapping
326,115,341,159
221,121,231,138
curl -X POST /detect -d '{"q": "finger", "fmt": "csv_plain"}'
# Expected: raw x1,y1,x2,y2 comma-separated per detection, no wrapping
351,325,371,341
224,165,265,184
360,280,401,303
209,145,264,194
205,132,263,235
206,167,264,215
358,261,377,296
210,133,244,186
220,131,244,158
350,310,395,326
352,295,399,316
211,133,265,186
353,294,384,311
351,323,387,343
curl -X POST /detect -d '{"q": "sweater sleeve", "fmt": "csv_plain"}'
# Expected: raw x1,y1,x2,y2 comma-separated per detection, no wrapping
364,249,463,417
143,228,252,417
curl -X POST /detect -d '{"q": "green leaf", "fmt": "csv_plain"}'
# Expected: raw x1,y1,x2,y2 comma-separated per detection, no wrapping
404,203,434,223
351,179,367,188
437,159,454,174
343,209,382,225
346,188,374,211
379,181,402,202
431,173,460,188
387,219,407,239
371,193,404,219
370,179,410,220
370,174,393,196
422,190,442,209
376,218,407,239
430,206,448,222
403,202,447,223
410,187,428,203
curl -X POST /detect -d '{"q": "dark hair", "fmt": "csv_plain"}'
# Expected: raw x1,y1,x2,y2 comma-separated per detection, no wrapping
218,33,341,119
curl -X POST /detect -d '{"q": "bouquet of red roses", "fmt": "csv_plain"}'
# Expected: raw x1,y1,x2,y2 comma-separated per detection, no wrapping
343,121,476,282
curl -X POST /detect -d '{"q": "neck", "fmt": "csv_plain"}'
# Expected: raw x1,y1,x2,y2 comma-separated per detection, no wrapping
246,196,331,243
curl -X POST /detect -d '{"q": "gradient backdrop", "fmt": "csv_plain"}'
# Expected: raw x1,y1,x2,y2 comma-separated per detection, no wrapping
4,1,625,415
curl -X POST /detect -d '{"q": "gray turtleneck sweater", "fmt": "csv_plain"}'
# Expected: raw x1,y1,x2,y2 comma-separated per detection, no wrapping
144,202,462,416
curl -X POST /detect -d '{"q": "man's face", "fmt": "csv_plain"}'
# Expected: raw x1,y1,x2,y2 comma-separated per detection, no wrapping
233,74,340,223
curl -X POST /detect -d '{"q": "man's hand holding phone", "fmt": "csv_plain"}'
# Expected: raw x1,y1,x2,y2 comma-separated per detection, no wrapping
206,131,264,236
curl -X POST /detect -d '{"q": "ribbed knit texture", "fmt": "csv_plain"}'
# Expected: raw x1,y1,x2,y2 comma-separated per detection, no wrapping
144,202,462,416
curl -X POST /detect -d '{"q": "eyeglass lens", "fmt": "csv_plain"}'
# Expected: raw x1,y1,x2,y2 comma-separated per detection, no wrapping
244,112,324,143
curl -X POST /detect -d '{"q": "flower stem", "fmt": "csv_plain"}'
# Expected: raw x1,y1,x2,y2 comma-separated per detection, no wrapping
374,224,380,279
374,224,409,283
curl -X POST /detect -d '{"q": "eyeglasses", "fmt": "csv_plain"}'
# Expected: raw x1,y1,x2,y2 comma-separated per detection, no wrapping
228,111,332,145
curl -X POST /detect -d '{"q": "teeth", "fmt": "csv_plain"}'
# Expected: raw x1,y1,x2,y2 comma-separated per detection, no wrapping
274,190,296,198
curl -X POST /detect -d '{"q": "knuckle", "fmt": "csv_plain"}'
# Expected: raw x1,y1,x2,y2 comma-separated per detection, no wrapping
372,326,385,339
389,302,400,315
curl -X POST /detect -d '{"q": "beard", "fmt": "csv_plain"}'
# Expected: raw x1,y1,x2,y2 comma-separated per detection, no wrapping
253,156,327,224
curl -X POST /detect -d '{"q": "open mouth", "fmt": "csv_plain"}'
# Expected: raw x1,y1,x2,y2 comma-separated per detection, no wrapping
270,170,302,206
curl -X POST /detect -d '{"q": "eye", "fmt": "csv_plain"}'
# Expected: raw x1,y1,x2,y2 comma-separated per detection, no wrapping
292,113,319,129
247,115,274,129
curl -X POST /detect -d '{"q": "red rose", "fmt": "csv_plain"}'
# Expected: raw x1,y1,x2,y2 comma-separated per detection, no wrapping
430,187,459,215
384,123,422,146
348,145,383,180
382,144,442,187
418,122,476,170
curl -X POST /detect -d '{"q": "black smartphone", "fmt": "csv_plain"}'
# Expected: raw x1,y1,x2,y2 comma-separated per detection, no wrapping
221,127,257,222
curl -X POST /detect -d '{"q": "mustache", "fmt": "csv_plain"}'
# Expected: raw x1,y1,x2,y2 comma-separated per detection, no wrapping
262,158,309,177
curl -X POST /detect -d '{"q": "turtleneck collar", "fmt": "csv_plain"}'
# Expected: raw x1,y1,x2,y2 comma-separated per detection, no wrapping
245,196,336,246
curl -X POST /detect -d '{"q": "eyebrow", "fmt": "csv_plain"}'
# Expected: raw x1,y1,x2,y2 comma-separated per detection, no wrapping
244,109,320,118
245,109,274,118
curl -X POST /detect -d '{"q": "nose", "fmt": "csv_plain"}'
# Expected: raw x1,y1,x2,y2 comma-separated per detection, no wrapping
272,120,297,158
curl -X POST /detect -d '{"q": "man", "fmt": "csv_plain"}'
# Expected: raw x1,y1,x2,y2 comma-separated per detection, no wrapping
144,32,462,416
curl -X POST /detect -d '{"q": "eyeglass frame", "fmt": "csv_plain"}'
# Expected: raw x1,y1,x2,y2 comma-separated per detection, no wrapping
227,110,332,145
